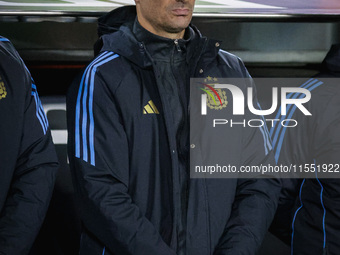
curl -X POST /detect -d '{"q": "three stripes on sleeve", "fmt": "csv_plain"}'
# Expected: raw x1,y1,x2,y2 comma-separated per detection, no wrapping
75,51,119,166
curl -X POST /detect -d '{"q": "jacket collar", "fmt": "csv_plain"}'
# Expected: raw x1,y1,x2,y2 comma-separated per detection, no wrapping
133,18,193,62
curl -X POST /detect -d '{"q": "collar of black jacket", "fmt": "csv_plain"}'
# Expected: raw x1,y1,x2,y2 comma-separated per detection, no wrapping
133,18,193,62
96,5,221,70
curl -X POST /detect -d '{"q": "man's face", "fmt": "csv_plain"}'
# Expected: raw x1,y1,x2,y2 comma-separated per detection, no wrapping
135,0,196,39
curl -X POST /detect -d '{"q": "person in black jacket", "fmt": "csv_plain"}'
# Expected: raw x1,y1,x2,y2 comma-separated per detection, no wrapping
267,45,340,255
0,36,59,255
67,2,281,255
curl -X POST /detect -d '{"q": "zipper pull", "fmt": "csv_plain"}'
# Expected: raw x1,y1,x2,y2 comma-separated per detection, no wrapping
174,39,182,52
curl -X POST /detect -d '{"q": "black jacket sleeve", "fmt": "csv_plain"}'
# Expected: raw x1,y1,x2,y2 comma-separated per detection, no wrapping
67,66,176,255
0,38,58,255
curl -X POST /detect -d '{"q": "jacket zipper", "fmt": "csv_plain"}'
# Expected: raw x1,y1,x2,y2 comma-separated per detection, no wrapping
174,39,182,52
171,42,190,255
170,44,181,253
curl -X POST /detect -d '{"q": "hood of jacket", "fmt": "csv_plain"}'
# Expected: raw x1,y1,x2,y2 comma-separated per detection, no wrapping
94,6,214,69
94,6,149,67
320,44,340,77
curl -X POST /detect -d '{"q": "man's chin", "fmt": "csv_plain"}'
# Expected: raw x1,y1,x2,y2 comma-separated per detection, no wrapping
165,21,191,34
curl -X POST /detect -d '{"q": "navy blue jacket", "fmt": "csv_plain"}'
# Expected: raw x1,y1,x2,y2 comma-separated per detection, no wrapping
0,37,58,254
67,6,280,255
267,45,340,255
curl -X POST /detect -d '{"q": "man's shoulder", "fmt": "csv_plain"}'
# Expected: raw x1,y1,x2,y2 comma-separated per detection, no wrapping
217,49,244,67
0,36,13,52
90,51,121,68
0,37,30,91
212,48,249,78
86,50,131,81
76,50,138,94
309,78,340,113
0,37,22,66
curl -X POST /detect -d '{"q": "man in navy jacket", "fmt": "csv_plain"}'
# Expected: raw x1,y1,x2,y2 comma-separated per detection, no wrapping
268,45,340,255
0,37,58,254
67,1,281,254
